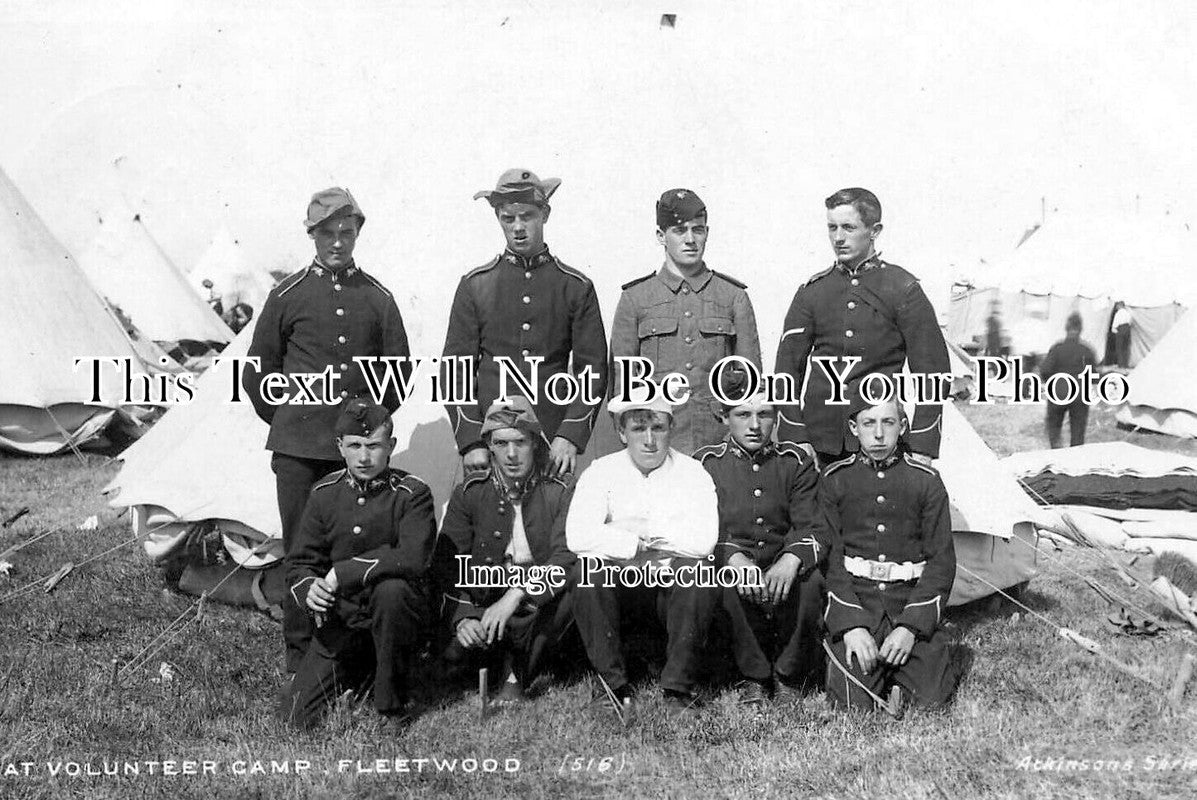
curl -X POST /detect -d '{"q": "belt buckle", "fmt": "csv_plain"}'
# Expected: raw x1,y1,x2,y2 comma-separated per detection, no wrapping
869,561,892,581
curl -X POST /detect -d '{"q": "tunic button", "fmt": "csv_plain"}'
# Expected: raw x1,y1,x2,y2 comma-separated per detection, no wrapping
851,278,860,286
522,322,530,331
684,311,692,317
685,362,694,370
682,287,689,294
846,330,854,338
718,325,724,332
877,495,886,503
752,464,760,472
685,336,693,344
340,363,348,371
878,524,886,532
522,295,531,304
651,327,657,333
357,497,366,505
753,488,762,497
485,557,494,564
755,517,764,525
847,301,856,310
521,349,530,357
352,525,362,534
333,284,342,292
340,390,349,398
757,541,765,548
878,554,887,561
337,335,346,344
525,271,532,279
493,531,502,539
877,471,885,479
878,583,887,591
336,308,344,316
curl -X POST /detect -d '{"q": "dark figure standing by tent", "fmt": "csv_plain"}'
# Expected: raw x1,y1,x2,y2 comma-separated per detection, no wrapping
246,188,413,673
1041,312,1098,448
821,394,958,712
280,400,436,728
1110,301,1133,369
774,188,950,468
435,397,577,704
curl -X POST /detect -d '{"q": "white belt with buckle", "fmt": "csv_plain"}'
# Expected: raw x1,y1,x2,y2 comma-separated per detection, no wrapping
844,556,925,582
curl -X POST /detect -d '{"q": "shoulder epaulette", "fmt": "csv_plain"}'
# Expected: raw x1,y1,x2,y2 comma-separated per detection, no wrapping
464,256,501,279
552,257,591,285
621,272,655,291
389,470,429,494
546,473,573,489
360,270,393,298
711,269,747,289
461,469,492,490
801,264,836,288
822,454,856,477
311,468,346,491
774,440,807,461
275,266,312,297
692,441,728,462
903,452,940,476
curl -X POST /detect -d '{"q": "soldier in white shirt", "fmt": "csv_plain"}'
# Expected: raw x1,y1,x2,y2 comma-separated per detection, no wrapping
566,382,719,713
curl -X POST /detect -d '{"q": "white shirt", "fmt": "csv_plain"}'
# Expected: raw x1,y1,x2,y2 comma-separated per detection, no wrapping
566,448,719,564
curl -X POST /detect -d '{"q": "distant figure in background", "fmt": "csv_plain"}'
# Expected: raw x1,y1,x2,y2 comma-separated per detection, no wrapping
227,302,254,334
1110,301,1133,369
201,278,224,317
984,302,1003,357
1040,312,1097,448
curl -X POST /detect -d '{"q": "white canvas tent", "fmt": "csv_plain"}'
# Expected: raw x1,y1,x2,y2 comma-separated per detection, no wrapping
1116,308,1197,437
0,166,158,454
104,318,461,566
947,214,1194,367
79,209,233,347
188,226,276,312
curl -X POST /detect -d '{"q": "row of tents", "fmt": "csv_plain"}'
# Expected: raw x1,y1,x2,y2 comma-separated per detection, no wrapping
0,166,274,453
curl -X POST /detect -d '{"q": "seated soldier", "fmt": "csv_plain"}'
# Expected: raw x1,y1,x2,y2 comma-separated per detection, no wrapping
566,382,719,714
436,397,577,704
820,393,958,712
279,399,437,728
694,369,827,704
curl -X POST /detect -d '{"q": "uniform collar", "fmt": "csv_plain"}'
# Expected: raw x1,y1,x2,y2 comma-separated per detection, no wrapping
491,465,539,503
345,467,391,495
657,263,713,294
858,448,900,470
725,434,775,462
622,447,676,477
502,247,554,271
835,250,882,277
311,258,359,280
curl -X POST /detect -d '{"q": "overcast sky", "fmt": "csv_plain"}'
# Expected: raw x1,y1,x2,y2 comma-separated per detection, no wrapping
4,0,1194,360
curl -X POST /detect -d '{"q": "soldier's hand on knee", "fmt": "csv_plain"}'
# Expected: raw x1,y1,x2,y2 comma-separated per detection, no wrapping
843,627,879,675
306,578,336,614
879,626,915,667
456,618,486,649
548,436,577,477
463,447,491,473
727,553,764,603
764,553,801,605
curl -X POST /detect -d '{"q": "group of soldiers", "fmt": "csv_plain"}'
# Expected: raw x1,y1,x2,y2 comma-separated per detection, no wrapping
244,172,960,728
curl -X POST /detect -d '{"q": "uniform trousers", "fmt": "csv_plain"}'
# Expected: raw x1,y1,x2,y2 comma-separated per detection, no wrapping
279,578,424,728
572,558,715,695
272,453,343,671
824,615,956,711
720,570,824,687
448,589,576,683
1045,399,1090,448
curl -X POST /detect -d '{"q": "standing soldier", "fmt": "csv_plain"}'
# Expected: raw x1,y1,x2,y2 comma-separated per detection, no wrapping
610,188,761,454
246,187,413,674
774,188,949,466
694,369,827,704
820,393,958,712
443,169,608,477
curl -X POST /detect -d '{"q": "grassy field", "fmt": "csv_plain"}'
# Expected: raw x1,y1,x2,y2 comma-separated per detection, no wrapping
2,402,1196,799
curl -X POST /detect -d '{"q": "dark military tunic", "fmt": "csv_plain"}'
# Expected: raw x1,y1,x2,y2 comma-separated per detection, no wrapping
774,254,950,458
442,248,608,454
610,264,761,454
695,437,827,685
819,449,957,709
247,260,412,461
281,466,437,727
